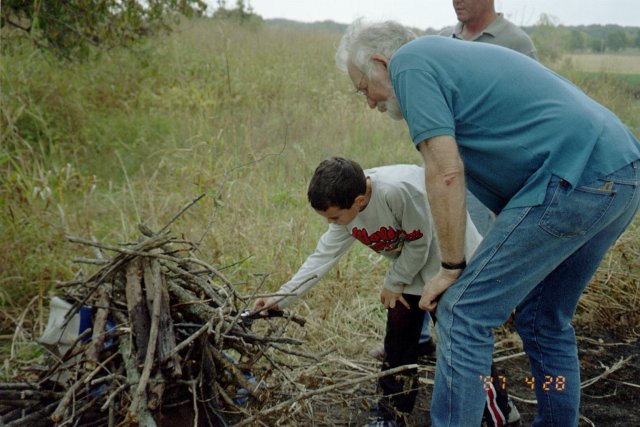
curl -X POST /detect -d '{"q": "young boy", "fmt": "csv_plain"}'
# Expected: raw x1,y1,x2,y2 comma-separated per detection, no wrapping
253,157,516,426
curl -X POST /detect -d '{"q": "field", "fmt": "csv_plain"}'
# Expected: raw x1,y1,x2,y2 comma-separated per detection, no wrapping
1,18,639,426
565,52,640,75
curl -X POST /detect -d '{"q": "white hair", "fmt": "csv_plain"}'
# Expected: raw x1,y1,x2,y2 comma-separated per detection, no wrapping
335,18,417,77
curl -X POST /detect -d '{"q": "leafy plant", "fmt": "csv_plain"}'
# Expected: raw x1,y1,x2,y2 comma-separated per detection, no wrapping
1,0,207,57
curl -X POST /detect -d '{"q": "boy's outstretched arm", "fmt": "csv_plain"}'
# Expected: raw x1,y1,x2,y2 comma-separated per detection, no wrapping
251,224,355,312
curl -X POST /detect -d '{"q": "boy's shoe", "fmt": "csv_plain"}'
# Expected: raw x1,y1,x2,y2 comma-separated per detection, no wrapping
363,417,398,427
368,343,386,361
482,396,521,427
363,407,406,427
506,396,521,426
363,414,406,427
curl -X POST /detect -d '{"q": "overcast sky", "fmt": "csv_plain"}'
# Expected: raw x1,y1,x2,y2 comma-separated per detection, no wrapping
212,1,640,29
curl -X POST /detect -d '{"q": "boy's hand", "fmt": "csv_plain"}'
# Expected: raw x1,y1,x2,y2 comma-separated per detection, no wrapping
252,297,280,315
419,268,462,312
380,288,410,310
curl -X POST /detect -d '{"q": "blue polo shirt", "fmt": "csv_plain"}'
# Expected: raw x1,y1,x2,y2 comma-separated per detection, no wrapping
389,36,640,213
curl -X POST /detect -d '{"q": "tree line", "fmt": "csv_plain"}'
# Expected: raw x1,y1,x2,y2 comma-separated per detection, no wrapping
525,21,640,53
1,2,638,59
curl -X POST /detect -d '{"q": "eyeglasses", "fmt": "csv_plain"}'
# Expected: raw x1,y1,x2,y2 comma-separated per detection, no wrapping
355,72,368,97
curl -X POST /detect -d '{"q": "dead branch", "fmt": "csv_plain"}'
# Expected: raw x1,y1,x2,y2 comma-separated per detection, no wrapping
3,197,312,426
232,364,420,427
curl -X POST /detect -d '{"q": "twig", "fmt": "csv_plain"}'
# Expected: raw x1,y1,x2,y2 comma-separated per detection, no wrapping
190,379,199,427
51,370,92,422
580,355,634,389
226,331,304,346
580,415,596,427
114,312,157,427
72,258,110,265
214,382,250,416
161,318,214,364
577,335,635,347
493,351,527,363
90,373,126,386
610,379,640,389
62,233,171,322
84,351,120,385
260,351,304,393
232,364,419,427
5,401,60,427
158,193,206,235
10,296,38,359
266,344,320,361
85,285,111,370
39,329,92,385
209,346,260,400
125,258,150,365
128,259,164,419
508,394,537,404
101,383,129,412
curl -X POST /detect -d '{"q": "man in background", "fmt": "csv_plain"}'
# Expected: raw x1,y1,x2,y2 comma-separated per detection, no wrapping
441,0,538,60
440,0,538,236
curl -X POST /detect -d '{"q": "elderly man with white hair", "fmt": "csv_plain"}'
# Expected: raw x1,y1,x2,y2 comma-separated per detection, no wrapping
336,19,640,427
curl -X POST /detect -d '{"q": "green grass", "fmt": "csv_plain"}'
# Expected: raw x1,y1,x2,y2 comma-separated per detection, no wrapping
556,68,640,135
1,18,638,368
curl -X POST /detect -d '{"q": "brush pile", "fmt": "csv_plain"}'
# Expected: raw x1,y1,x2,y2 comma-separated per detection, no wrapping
0,209,308,427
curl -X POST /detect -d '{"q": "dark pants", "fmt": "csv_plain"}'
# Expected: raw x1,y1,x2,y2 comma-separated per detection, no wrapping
377,294,514,425
378,294,424,418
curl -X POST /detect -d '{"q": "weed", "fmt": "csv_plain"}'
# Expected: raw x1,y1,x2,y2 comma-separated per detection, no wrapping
1,18,638,362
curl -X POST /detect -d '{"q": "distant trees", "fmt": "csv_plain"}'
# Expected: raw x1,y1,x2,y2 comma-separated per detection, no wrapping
567,29,587,51
605,29,629,51
529,14,563,62
526,19,639,55
213,0,261,23
589,38,605,53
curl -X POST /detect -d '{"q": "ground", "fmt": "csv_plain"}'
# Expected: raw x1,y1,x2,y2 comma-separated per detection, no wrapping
345,323,639,426
496,324,640,426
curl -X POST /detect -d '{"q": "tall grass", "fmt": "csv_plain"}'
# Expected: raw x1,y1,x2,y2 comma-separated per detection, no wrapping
1,18,638,363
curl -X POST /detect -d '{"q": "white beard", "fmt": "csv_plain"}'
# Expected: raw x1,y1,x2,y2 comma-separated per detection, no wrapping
379,96,403,121
376,73,403,120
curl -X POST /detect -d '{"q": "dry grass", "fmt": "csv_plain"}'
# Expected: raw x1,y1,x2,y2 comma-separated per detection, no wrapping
565,53,640,74
1,17,639,425
577,218,640,334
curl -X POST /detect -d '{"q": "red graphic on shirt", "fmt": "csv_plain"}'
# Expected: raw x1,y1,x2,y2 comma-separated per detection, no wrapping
351,226,423,253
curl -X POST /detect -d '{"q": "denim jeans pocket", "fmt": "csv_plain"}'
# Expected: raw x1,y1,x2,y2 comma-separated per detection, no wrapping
538,177,616,238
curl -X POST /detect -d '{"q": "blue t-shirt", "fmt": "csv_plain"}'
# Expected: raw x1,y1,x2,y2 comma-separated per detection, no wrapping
389,36,640,212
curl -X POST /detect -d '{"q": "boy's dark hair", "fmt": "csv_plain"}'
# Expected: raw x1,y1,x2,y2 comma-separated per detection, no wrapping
308,157,367,211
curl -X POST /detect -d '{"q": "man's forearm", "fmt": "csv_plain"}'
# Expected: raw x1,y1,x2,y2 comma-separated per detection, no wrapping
419,136,467,265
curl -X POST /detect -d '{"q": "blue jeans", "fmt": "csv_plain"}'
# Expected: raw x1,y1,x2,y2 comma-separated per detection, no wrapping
431,161,640,427
419,191,494,344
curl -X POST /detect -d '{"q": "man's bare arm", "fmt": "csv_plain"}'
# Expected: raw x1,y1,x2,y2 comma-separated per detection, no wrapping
418,135,467,310
418,135,467,265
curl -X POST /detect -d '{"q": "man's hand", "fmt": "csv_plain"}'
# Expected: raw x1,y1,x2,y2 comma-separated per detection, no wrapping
419,268,462,312
380,288,410,310
252,297,280,315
